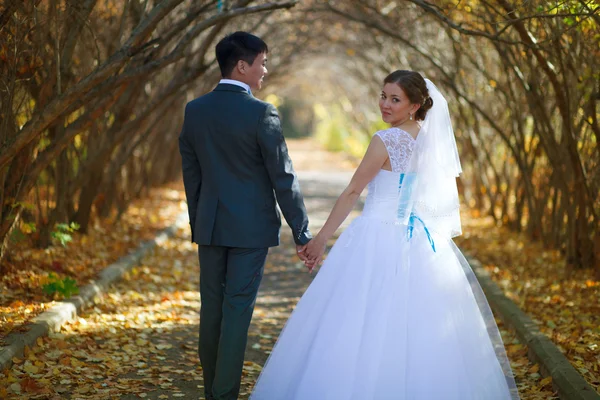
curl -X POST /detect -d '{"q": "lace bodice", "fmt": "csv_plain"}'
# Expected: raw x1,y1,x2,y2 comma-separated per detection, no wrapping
362,128,416,222
375,128,416,172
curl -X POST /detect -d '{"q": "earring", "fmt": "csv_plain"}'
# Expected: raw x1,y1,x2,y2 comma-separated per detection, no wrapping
409,113,413,121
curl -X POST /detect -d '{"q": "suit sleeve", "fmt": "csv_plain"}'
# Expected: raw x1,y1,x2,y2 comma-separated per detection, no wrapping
178,104,201,243
257,103,312,245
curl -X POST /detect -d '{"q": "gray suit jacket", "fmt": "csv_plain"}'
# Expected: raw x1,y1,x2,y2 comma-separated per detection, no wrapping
179,83,311,248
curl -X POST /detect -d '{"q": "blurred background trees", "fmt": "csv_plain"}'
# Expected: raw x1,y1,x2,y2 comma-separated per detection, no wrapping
1,0,598,275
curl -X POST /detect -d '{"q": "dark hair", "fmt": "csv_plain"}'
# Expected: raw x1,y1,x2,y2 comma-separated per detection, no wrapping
215,31,268,78
383,70,433,121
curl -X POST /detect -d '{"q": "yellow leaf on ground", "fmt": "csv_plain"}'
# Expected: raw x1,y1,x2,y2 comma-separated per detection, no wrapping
70,358,83,368
23,361,39,374
528,364,540,373
540,376,553,387
10,382,21,394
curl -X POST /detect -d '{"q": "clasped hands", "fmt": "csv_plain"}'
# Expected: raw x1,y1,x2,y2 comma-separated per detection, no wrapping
296,236,326,273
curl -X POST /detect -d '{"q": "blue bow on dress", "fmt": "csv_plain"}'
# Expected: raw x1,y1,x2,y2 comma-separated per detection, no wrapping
398,173,436,252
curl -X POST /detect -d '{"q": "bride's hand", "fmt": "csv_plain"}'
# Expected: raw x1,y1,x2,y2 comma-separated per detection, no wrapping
304,236,326,273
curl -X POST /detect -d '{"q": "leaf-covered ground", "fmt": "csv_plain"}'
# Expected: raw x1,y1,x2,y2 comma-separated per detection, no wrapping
1,138,590,398
0,224,556,399
0,184,187,345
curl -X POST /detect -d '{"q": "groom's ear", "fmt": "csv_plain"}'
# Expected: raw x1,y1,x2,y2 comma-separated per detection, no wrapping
236,59,247,75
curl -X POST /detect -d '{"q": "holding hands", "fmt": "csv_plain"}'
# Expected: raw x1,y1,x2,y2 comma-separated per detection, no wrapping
297,235,327,273
304,236,327,272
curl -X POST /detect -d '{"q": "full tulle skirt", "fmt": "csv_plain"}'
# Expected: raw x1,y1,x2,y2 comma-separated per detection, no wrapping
251,215,519,400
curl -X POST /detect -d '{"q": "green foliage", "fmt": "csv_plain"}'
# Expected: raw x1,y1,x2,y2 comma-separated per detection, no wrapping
11,201,35,210
313,102,387,159
321,120,347,152
36,135,51,153
9,228,28,244
42,273,79,299
51,222,80,247
23,222,36,232
9,221,36,244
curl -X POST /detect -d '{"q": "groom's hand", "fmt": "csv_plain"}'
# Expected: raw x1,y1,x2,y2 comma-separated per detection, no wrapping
296,244,308,262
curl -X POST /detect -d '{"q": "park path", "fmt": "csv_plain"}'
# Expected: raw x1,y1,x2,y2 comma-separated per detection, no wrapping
2,139,548,399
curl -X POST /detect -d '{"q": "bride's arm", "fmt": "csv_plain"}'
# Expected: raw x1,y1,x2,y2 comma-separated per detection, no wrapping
304,135,388,267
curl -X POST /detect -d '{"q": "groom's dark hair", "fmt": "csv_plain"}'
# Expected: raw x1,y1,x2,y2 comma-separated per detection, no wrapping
216,31,268,78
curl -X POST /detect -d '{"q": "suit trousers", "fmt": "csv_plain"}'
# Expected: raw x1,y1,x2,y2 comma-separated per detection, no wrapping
198,245,268,400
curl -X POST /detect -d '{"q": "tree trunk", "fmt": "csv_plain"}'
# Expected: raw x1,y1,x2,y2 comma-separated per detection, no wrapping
73,168,104,234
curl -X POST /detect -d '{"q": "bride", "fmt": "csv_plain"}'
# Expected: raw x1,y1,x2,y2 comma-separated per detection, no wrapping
250,70,520,400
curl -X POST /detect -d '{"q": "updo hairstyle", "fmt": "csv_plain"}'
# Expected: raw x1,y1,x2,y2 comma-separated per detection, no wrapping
383,70,433,121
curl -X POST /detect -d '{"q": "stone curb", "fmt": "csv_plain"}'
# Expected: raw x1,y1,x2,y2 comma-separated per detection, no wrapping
0,212,189,372
467,256,600,400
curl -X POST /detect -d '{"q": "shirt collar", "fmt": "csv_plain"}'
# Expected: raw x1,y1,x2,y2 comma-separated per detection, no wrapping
219,79,251,94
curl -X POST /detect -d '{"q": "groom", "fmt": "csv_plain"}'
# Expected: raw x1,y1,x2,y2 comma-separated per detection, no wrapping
178,31,312,400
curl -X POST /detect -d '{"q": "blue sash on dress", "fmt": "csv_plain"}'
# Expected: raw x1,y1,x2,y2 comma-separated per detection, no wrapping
398,173,436,252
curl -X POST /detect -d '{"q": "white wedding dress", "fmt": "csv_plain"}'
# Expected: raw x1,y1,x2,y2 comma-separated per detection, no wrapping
251,128,520,400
